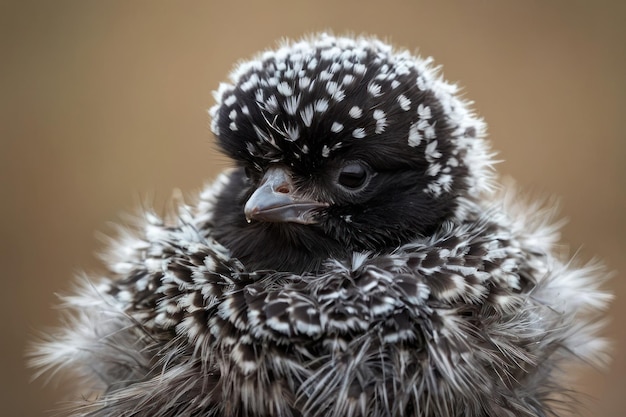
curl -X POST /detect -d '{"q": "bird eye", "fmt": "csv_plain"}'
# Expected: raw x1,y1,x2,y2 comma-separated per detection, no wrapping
336,161,372,191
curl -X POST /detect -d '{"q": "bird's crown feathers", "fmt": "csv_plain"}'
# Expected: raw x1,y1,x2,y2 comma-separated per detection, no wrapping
210,33,494,200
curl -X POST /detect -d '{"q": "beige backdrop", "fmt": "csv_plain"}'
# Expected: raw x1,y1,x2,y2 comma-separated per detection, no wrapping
1,1,624,416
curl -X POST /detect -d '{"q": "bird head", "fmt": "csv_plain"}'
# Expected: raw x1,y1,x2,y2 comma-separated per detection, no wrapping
209,34,495,273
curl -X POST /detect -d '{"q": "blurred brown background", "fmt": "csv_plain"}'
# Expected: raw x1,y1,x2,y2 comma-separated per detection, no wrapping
1,1,624,416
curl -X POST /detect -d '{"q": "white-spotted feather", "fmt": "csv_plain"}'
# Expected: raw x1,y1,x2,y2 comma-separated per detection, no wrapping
31,33,611,417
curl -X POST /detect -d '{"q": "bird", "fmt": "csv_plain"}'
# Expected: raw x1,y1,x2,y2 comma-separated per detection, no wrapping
31,33,611,417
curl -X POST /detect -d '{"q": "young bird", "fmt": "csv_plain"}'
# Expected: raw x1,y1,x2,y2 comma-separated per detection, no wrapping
32,34,611,417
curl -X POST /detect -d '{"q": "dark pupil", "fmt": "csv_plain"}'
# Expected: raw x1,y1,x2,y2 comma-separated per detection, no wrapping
338,163,367,189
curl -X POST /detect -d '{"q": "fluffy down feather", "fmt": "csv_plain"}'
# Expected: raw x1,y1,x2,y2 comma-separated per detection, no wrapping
31,34,611,417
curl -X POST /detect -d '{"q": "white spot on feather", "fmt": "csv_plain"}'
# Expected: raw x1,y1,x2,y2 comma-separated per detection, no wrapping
284,124,300,141
277,82,293,97
354,63,367,75
352,128,366,138
417,75,428,91
342,74,356,85
408,123,422,147
314,99,329,113
319,70,332,81
426,163,441,176
326,81,345,101
439,174,453,192
300,104,314,127
329,61,342,73
397,94,411,111
240,73,260,92
254,89,264,103
320,46,341,61
264,95,279,114
224,95,237,107
424,124,436,139
284,94,301,115
331,122,344,133
368,82,382,97
418,104,432,119
349,106,363,118
373,109,387,134
307,57,318,70
425,140,442,160
299,76,311,90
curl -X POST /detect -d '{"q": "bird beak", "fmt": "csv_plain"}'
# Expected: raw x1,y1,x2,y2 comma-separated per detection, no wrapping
244,166,328,224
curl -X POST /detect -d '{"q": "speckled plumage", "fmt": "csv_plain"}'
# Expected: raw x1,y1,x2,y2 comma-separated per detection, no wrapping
32,34,611,417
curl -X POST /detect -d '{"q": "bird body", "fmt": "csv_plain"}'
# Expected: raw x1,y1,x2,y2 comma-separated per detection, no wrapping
32,34,610,417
